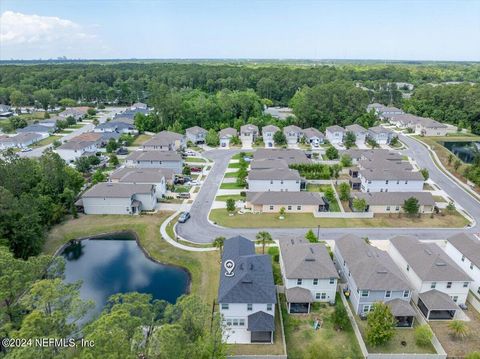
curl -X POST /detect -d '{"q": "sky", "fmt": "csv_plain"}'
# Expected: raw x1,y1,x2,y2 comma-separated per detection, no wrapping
0,0,479,61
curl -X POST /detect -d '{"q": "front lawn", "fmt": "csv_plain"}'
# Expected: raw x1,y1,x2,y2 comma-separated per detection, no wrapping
223,171,239,178
227,162,242,168
31,135,62,148
282,293,362,359
209,209,469,228
215,194,245,202
44,213,220,303
306,183,331,192
173,185,191,193
186,157,206,163
219,182,245,189
231,152,253,160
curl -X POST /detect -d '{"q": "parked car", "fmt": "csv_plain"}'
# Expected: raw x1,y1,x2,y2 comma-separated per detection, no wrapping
178,212,191,223
21,147,32,152
116,147,128,155
177,192,191,199
185,150,196,156
189,180,201,186
190,166,202,172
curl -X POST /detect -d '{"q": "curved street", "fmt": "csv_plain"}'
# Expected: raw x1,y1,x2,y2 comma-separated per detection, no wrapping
177,136,480,244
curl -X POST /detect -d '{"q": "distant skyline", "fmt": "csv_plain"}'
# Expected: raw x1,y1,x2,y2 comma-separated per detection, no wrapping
1,0,479,61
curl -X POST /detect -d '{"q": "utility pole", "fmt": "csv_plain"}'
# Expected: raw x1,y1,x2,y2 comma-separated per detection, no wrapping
317,225,320,242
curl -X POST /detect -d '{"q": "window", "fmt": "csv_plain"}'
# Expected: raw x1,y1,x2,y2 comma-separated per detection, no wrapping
471,263,474,270
385,290,392,298
221,303,229,310
452,296,458,303
226,319,232,326
321,293,326,300
396,180,399,184
405,180,408,184
403,290,410,298
280,180,284,184
267,304,272,311
269,205,274,210
270,180,273,184
361,290,369,297
447,282,452,289
330,278,335,284
386,206,390,211
461,255,465,262
239,319,245,326
431,282,436,289
313,278,318,285
247,303,252,311
233,319,238,326
315,293,321,300
297,279,302,285
297,205,301,210
385,180,389,184
406,264,410,271
395,206,400,211
348,271,351,277
463,282,469,288
363,305,371,313
287,205,292,210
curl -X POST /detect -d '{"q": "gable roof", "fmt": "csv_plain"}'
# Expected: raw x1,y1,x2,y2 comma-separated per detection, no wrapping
248,168,301,181
253,148,310,165
240,124,259,134
447,233,480,268
345,124,367,133
143,131,184,147
110,167,175,182
219,127,237,138
82,182,153,198
246,191,325,206
359,168,424,181
336,234,411,291
218,236,276,304
353,192,435,207
418,290,459,311
16,124,53,133
283,125,302,134
126,150,182,162
390,236,472,282
279,238,338,279
368,126,393,134
186,126,207,135
262,125,280,133
247,311,275,332
285,287,314,303
326,125,345,133
302,127,324,139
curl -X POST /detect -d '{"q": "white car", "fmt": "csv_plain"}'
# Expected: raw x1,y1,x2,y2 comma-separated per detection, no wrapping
21,147,32,152
186,150,196,156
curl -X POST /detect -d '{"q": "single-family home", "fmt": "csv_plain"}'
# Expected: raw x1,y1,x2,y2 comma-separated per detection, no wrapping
359,168,424,192
283,125,303,146
444,233,480,297
0,133,43,149
56,140,99,163
279,239,338,313
218,236,276,344
302,128,324,147
389,236,472,320
335,234,415,326
16,124,55,138
142,131,186,151
247,168,301,192
219,127,238,148
109,168,167,198
77,182,156,215
261,125,280,148
366,103,386,114
186,126,208,145
414,118,448,137
111,167,175,186
246,191,327,214
240,124,259,147
94,121,137,134
367,126,396,145
351,192,435,214
0,104,13,118
125,150,183,173
377,106,404,120
253,148,311,166
345,124,367,145
325,125,345,144
59,107,90,120
38,118,59,129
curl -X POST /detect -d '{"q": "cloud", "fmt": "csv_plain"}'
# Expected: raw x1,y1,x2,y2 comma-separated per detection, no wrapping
0,11,95,45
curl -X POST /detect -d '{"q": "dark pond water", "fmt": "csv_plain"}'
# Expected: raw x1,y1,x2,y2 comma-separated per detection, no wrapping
61,232,190,321
442,141,480,164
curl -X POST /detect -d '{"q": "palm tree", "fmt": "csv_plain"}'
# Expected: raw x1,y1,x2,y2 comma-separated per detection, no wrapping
448,320,469,340
256,231,273,254
213,236,225,254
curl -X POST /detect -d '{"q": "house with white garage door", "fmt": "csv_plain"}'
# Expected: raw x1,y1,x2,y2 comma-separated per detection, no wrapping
219,127,237,148
186,126,208,144
345,124,367,145
279,238,338,313
261,125,280,148
240,124,259,148
302,127,324,147
283,125,303,146
325,125,345,144
367,126,396,145
218,236,276,344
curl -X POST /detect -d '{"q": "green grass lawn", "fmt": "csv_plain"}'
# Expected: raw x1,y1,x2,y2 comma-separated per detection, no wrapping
132,133,152,146
219,182,245,189
306,183,331,192
44,213,220,304
327,198,341,212
174,185,191,193
231,152,253,160
186,157,206,163
215,194,245,201
227,162,242,169
223,171,239,178
209,209,469,228
282,293,362,359
30,135,62,148
433,195,447,202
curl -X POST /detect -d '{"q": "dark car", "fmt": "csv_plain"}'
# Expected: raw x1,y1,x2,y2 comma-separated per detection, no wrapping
177,192,191,199
178,211,191,223
190,166,202,173
116,147,128,155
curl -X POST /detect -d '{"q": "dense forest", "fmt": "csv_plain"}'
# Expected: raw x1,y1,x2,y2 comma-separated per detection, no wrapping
0,62,479,132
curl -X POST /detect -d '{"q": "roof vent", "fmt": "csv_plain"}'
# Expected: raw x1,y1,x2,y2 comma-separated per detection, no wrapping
435,261,447,266
290,239,295,245
424,249,432,255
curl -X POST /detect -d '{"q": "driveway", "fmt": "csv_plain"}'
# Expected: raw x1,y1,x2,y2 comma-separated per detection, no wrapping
176,137,480,244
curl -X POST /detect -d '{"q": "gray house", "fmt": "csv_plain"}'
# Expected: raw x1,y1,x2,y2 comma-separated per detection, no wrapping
334,234,415,327
142,131,186,151
302,128,324,147
125,150,183,173
283,125,303,145
218,236,276,344
261,125,280,148
186,126,208,144
219,127,238,148
367,126,396,145
345,124,367,144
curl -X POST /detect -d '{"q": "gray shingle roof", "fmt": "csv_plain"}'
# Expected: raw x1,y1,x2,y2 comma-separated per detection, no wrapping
250,158,289,170
390,236,472,282
326,125,345,133
17,124,52,133
111,167,175,182
418,290,459,311
219,127,237,138
368,126,393,134
285,287,314,303
218,236,276,304
240,124,259,134
126,150,182,162
353,192,435,206
302,127,324,139
58,140,97,150
82,182,153,198
253,148,310,165
345,124,367,133
186,126,207,135
248,168,301,181
143,131,184,147
336,234,411,291
246,191,325,206
247,311,275,332
360,168,424,181
447,233,480,268
261,125,280,134
279,238,338,279
385,299,416,317
283,125,302,134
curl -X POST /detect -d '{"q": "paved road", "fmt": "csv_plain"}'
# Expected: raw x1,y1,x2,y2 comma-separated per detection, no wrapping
177,138,480,244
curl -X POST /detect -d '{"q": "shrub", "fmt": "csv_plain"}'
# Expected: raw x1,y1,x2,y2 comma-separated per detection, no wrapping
415,325,433,346
331,304,350,330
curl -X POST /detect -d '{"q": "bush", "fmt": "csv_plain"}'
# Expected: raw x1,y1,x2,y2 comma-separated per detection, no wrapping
325,146,339,160
415,325,433,346
366,303,396,347
331,304,350,330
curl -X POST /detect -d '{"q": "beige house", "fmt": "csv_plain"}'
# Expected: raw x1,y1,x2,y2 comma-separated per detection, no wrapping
352,192,435,214
246,191,327,214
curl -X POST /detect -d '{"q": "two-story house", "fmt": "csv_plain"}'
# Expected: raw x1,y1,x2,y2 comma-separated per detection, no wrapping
219,127,238,148
261,125,280,148
345,124,367,145
367,126,396,145
218,236,277,344
279,239,338,313
186,126,208,144
325,125,345,145
444,233,480,297
109,167,167,199
142,131,186,151
389,236,472,320
247,168,301,192
240,124,259,148
283,125,303,146
302,128,324,148
359,168,424,192
125,150,183,173
335,234,415,327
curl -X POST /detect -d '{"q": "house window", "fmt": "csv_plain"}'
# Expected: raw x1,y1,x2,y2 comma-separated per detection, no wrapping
403,290,410,298
343,260,346,266
395,206,400,211
405,180,408,184
385,290,392,298
361,290,369,297
315,293,321,300
247,303,252,311
233,319,239,326
321,293,326,300
406,264,409,271
270,180,273,184
288,206,292,210
348,271,351,277
267,304,272,311
363,305,371,313
226,319,232,326
297,205,301,211
461,255,465,262
269,205,274,210
313,279,318,285
470,263,474,270
396,180,399,184
431,282,436,289
386,206,390,211
452,296,458,303
330,278,335,284
385,180,389,184
463,282,469,288
447,282,452,289
239,319,245,326
281,180,284,184
221,303,229,310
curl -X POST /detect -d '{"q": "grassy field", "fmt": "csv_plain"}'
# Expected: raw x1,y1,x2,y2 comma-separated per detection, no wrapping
223,171,239,178
215,194,245,202
186,157,206,163
282,294,362,359
31,135,62,148
220,182,245,189
227,162,242,169
132,133,152,146
306,183,331,192
44,213,220,304
210,209,469,228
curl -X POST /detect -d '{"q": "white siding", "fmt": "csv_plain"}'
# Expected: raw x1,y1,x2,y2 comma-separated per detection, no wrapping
248,179,301,192
444,242,480,296
360,176,424,192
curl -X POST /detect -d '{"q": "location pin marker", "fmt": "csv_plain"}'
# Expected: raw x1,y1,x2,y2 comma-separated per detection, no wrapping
224,259,235,277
